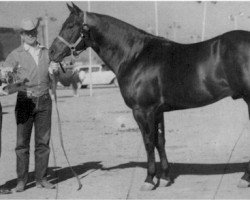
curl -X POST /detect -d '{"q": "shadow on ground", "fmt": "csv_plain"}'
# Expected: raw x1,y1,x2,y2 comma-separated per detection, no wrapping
3,161,102,190
102,161,247,181
3,161,247,190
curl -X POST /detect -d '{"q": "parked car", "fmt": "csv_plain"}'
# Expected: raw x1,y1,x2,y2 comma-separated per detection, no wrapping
77,64,118,88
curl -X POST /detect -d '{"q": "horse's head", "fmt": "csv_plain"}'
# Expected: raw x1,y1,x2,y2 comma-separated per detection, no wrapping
49,3,91,62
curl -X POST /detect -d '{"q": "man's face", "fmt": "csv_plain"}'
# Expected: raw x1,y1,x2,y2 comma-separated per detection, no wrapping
21,29,38,45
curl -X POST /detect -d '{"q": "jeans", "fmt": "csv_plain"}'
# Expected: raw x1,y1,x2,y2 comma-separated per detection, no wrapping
15,92,52,183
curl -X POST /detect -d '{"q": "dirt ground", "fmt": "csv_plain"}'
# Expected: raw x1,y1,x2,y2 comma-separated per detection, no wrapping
1,86,250,199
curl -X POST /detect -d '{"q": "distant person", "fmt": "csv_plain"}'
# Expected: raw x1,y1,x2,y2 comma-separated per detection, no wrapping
2,18,56,192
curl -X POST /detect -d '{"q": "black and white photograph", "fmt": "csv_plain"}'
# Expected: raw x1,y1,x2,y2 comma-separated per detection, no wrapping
1,1,250,199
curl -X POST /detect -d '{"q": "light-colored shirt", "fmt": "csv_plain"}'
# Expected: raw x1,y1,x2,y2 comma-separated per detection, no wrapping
23,43,40,66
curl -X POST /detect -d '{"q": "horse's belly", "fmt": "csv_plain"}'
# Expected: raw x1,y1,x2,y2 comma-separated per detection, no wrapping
164,82,233,109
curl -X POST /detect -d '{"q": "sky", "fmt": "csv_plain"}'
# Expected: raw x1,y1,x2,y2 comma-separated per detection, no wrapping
1,1,250,46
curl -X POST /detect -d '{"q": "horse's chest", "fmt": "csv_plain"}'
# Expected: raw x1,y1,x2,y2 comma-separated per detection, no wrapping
118,79,136,108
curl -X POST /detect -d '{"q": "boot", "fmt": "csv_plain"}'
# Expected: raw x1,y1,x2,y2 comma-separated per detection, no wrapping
15,181,25,192
36,180,55,189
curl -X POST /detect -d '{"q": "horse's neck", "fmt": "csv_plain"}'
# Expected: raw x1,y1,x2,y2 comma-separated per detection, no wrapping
88,13,149,75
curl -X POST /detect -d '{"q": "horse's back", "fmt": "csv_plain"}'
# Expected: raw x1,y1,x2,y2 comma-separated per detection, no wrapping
164,31,250,108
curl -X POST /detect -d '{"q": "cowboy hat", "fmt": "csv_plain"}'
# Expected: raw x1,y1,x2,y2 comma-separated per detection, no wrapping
20,18,38,31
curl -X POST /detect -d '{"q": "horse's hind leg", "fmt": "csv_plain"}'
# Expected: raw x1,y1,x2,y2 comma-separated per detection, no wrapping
238,97,250,188
133,108,157,191
155,112,172,187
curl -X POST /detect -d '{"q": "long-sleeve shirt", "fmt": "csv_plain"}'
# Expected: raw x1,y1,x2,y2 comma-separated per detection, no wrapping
3,43,51,97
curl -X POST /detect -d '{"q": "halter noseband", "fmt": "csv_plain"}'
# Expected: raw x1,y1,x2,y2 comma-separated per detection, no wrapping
56,11,89,58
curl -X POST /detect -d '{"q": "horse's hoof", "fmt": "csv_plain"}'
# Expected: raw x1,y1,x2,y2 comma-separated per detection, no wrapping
158,178,172,187
140,182,155,191
237,179,250,188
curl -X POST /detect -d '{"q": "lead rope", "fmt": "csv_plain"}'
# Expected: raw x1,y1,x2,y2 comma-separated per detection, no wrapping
51,72,83,191
50,137,59,199
212,121,247,199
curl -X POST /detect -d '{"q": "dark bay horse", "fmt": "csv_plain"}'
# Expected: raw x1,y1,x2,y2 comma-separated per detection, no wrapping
49,3,250,190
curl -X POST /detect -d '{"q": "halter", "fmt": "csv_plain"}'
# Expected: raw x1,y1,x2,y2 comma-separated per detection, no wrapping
56,11,89,59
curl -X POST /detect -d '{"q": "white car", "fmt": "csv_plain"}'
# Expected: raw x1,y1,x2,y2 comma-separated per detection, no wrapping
77,64,118,88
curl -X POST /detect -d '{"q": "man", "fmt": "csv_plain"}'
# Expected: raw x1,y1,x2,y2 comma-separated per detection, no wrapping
3,18,56,192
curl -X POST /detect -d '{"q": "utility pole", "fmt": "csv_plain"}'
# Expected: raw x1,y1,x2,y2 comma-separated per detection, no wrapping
154,1,159,36
37,17,45,45
201,1,207,41
39,11,57,49
88,1,93,97
44,12,49,49
198,1,217,41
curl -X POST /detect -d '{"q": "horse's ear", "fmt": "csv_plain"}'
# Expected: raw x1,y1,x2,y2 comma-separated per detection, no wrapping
67,3,74,13
71,2,82,14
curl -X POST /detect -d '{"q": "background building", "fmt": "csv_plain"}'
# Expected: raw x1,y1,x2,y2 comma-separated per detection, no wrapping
0,27,20,61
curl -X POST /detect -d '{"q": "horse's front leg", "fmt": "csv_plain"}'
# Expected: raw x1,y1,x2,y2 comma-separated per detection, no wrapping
155,112,172,187
133,108,157,191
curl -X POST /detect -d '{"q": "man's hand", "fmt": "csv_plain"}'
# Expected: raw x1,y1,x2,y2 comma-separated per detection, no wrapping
48,62,60,74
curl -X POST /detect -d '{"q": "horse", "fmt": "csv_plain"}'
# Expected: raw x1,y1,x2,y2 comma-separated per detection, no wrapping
49,3,250,191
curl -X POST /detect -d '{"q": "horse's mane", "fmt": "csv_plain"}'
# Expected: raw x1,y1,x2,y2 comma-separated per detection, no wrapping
87,12,171,65
89,12,154,38
88,12,173,48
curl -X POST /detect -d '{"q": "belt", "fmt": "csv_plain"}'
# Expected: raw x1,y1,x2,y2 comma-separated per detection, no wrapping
26,91,38,98
18,91,50,100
